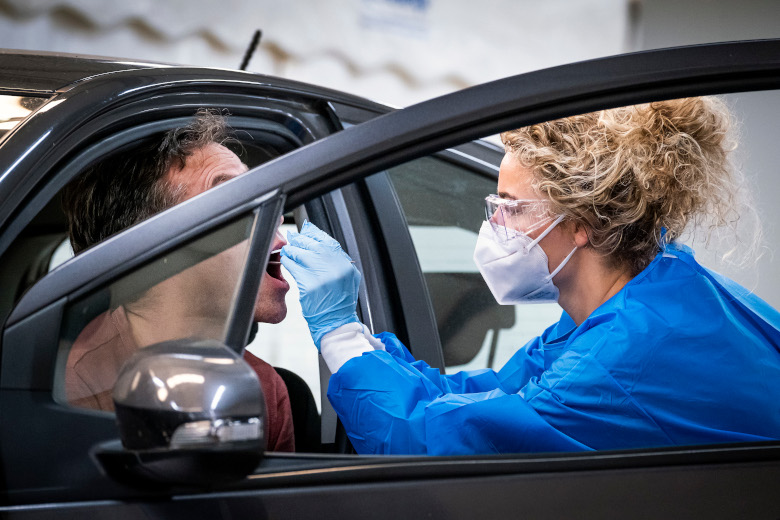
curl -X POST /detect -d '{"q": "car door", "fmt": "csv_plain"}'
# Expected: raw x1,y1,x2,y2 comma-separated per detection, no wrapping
2,39,780,519
225,38,779,518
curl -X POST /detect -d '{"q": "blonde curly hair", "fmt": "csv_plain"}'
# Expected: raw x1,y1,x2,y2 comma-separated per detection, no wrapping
501,97,748,275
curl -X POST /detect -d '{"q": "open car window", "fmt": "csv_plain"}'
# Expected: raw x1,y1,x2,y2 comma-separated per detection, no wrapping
0,101,338,460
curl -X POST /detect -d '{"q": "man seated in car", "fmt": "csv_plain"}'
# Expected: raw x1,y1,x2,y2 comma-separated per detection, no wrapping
60,109,294,452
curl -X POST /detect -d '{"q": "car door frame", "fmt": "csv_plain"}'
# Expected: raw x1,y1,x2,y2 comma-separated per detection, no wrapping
250,37,780,518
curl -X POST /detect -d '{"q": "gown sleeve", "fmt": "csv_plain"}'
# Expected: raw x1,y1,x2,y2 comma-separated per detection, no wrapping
329,249,780,455
327,331,589,455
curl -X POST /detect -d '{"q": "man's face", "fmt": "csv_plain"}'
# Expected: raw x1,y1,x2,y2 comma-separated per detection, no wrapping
165,143,289,324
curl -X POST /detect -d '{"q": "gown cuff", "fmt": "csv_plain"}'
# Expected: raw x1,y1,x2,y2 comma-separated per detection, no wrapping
320,322,385,373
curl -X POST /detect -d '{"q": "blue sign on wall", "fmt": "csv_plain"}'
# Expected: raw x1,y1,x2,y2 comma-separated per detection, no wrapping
360,0,432,37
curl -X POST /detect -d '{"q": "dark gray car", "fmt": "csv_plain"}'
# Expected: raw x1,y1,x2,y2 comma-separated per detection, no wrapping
1,41,779,518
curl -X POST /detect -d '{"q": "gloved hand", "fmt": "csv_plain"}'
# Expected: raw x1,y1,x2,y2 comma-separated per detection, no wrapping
280,222,361,349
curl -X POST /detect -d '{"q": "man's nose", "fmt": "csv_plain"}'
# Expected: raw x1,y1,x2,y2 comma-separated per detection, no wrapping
273,216,287,247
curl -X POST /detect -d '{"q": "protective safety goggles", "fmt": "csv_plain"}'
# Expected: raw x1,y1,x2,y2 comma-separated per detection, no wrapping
484,194,557,243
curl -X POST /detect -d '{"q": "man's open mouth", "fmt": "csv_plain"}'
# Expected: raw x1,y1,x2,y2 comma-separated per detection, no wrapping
266,251,284,280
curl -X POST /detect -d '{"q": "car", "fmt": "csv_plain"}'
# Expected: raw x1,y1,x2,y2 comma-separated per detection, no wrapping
0,40,779,518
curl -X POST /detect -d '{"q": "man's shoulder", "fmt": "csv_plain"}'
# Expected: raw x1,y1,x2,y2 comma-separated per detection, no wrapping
242,350,295,452
242,350,287,393
67,308,131,370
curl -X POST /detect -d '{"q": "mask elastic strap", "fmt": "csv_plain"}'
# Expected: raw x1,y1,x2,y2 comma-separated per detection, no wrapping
545,245,578,281
526,214,566,250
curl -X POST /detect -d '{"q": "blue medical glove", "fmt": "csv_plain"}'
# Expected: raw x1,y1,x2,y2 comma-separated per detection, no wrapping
280,222,361,349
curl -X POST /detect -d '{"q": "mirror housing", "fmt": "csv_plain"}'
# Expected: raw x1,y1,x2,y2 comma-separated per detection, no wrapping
97,339,266,487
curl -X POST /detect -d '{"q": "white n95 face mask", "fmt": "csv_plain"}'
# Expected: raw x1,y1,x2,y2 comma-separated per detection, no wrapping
473,216,577,304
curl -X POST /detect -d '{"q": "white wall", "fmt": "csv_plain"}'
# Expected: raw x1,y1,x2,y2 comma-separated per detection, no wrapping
637,0,780,307
0,0,628,107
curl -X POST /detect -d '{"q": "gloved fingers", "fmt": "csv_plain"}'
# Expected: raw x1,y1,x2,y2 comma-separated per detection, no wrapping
299,221,344,250
286,230,356,266
286,230,328,252
279,243,321,270
279,254,304,280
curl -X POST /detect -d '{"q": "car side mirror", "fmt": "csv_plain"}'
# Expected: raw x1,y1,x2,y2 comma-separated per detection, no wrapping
95,339,266,488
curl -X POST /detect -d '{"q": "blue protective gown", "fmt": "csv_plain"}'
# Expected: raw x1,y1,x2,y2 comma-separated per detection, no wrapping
328,244,780,455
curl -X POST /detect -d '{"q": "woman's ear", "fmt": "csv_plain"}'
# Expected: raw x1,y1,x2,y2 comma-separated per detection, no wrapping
572,221,590,248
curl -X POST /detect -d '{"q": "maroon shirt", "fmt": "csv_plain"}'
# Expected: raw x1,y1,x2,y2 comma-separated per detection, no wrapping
65,307,295,452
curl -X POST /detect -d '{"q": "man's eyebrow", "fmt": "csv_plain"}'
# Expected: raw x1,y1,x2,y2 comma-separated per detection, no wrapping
497,191,517,200
209,174,237,189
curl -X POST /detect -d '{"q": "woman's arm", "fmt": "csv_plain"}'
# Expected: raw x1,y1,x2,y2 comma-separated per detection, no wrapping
329,342,590,455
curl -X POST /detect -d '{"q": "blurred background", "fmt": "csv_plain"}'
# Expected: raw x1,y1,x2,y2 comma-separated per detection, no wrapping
0,0,777,107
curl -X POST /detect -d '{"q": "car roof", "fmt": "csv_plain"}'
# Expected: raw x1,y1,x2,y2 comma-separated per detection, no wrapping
0,50,392,114
0,48,395,262
0,49,173,93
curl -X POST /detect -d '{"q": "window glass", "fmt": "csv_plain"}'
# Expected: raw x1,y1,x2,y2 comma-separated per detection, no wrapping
387,153,562,374
0,94,47,142
54,214,255,412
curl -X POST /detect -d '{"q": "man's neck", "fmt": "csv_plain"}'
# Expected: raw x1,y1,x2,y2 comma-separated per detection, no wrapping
124,291,228,349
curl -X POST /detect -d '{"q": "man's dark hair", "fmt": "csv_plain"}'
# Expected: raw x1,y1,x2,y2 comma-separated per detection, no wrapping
62,109,231,254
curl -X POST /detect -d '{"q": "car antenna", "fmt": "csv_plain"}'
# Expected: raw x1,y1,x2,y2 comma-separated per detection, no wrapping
239,29,262,71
